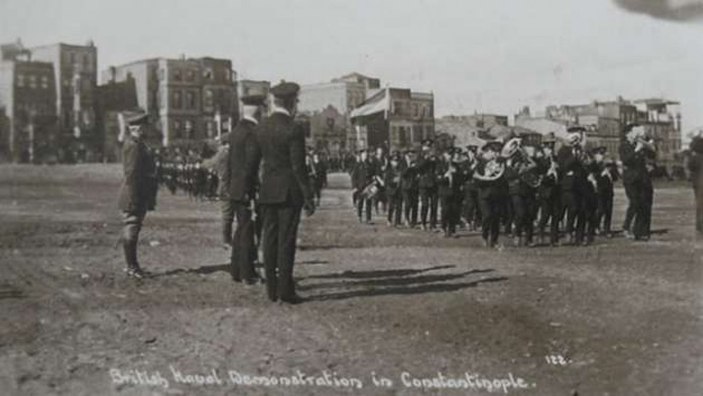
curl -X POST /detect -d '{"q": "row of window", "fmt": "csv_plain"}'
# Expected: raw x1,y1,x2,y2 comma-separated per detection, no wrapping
162,67,231,83
392,101,433,118
16,74,50,89
64,52,93,70
391,125,433,145
170,119,220,140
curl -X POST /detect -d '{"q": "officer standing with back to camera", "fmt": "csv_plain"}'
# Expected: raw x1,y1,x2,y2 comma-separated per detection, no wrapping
117,111,158,279
247,81,315,304
228,93,267,285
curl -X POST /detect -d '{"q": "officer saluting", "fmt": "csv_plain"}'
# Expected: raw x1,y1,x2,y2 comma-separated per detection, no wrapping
228,93,267,285
117,111,158,279
247,81,315,304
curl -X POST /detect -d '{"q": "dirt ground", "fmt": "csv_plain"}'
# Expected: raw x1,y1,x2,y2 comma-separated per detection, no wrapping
0,164,701,396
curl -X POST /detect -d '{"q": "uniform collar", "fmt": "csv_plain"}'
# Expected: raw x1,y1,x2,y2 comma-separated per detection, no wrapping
243,115,259,125
272,106,291,117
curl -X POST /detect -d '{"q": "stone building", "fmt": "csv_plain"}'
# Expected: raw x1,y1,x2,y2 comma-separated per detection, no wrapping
30,41,99,161
104,56,237,148
350,86,434,152
298,72,380,155
0,40,58,163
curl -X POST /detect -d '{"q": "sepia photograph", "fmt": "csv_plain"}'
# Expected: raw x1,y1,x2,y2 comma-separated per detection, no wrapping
0,0,701,395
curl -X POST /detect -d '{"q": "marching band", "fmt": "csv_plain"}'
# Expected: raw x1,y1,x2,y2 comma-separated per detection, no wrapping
349,124,656,248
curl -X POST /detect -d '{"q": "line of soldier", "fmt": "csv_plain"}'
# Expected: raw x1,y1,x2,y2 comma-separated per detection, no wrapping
350,124,656,248
117,81,316,304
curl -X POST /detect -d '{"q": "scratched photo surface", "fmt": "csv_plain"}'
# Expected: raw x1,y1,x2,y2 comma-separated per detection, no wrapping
0,1,702,395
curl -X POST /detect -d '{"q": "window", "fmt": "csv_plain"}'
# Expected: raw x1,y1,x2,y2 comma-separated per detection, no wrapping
186,70,195,82
69,52,76,65
185,120,194,139
186,91,196,109
16,74,25,87
207,121,213,137
204,68,213,80
159,68,165,80
393,101,401,115
173,120,182,138
412,125,422,142
28,75,37,89
204,89,214,109
413,104,419,117
399,127,407,146
41,75,49,89
173,69,182,81
83,54,89,69
173,91,182,109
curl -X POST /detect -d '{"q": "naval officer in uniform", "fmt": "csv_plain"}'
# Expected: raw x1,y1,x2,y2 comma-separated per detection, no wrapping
228,93,267,284
247,82,315,304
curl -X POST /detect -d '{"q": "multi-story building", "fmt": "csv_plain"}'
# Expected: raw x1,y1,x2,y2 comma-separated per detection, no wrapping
30,41,98,161
95,75,139,162
436,114,509,148
104,56,237,148
0,41,58,163
299,72,380,154
238,79,271,116
350,86,434,151
517,98,682,173
633,99,682,171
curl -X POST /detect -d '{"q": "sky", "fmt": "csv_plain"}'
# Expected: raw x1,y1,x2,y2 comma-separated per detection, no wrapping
1,0,701,135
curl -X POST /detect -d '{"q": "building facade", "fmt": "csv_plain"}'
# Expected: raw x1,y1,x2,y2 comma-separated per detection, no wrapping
299,72,380,154
30,41,99,162
0,41,58,163
351,87,434,152
105,56,237,148
95,76,139,162
436,114,509,148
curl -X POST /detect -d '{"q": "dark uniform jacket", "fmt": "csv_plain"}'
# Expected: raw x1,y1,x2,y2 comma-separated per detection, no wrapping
351,159,377,190
248,112,312,206
619,140,650,185
384,164,403,196
228,119,258,201
418,156,438,189
436,159,460,197
557,146,587,192
474,159,505,200
537,156,558,199
400,158,419,191
118,137,157,213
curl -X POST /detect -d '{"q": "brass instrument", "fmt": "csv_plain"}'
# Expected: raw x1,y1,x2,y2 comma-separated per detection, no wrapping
474,159,504,181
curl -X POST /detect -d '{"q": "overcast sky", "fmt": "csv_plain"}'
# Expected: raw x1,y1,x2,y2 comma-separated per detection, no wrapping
1,0,701,133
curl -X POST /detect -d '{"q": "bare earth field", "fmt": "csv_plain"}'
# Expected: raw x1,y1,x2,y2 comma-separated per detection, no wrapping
0,164,701,396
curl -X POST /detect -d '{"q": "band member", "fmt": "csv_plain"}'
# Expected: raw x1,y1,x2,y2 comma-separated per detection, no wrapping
688,135,703,233
620,124,655,241
582,147,599,245
384,151,404,227
592,147,616,237
372,146,387,214
503,138,539,247
417,139,439,231
247,81,315,304
228,93,266,284
117,112,158,279
536,134,560,246
461,144,480,231
557,127,588,245
312,152,327,207
400,149,419,227
437,148,459,237
351,149,377,223
474,140,506,248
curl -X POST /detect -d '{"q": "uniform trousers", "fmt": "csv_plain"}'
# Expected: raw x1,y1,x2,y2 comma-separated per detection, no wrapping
419,187,438,228
261,203,302,301
231,201,257,282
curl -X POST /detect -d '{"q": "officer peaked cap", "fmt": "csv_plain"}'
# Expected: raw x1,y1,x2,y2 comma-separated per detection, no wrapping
271,81,300,99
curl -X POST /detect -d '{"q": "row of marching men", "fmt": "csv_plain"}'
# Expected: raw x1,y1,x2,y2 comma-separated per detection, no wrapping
351,124,655,248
